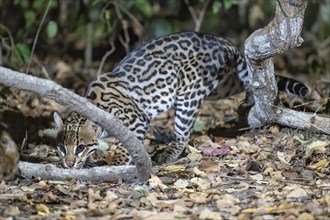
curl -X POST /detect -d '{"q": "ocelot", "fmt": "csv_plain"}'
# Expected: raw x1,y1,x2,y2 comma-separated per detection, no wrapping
54,32,308,169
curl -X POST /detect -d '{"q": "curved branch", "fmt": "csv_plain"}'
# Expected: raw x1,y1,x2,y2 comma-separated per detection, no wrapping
244,0,308,127
0,66,152,182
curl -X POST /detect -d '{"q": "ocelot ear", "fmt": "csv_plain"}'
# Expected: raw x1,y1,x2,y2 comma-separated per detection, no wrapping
84,120,108,138
93,124,109,138
97,128,109,138
53,112,64,131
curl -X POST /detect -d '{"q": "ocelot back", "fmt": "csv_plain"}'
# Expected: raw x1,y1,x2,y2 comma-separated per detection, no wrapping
54,32,308,169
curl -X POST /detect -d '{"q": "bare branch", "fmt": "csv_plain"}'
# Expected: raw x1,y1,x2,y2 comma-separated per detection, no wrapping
184,0,211,32
26,0,53,74
19,162,138,183
97,40,116,75
0,66,152,182
117,3,145,38
114,1,130,54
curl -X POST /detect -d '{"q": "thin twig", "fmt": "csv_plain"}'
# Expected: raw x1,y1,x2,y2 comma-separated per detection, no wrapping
114,1,130,54
0,24,15,63
117,3,145,38
195,0,211,32
97,40,116,75
184,0,198,24
184,0,211,32
26,0,52,74
0,24,15,50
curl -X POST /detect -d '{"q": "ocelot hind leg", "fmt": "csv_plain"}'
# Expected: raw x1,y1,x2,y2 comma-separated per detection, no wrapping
153,95,201,164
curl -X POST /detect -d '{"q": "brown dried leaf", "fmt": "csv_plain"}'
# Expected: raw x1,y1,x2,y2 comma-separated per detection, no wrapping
36,204,50,216
199,208,223,220
198,159,221,173
4,206,20,216
149,175,168,190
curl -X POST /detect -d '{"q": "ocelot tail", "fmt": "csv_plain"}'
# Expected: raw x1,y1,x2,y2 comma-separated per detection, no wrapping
54,32,308,169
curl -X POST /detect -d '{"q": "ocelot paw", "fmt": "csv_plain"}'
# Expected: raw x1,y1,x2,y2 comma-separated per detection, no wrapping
150,126,175,144
152,148,180,164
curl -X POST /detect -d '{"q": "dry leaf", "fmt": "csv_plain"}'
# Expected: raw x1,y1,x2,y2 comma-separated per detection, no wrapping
271,171,284,180
286,188,308,199
308,159,329,170
144,212,176,220
38,180,47,188
149,175,168,190
250,173,263,181
282,171,299,179
277,151,291,165
269,125,280,134
174,179,189,189
187,145,203,161
36,204,50,216
199,208,223,220
216,194,240,208
20,186,35,192
64,211,76,220
193,167,207,177
198,160,221,173
163,165,186,173
298,212,315,220
305,140,328,158
4,206,20,216
190,177,211,190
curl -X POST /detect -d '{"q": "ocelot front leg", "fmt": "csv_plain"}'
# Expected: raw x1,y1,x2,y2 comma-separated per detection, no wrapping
153,94,201,164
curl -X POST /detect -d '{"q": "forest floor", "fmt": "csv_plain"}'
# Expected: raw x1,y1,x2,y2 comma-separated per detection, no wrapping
0,67,329,219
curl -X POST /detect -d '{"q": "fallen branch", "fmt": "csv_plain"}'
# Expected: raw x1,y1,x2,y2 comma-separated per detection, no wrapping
0,66,152,182
274,107,330,134
19,161,138,183
244,0,308,127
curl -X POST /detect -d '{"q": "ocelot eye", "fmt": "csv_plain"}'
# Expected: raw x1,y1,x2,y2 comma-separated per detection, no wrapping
57,144,66,155
75,145,85,155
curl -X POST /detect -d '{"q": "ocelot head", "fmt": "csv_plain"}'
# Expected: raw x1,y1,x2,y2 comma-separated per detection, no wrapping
53,112,102,169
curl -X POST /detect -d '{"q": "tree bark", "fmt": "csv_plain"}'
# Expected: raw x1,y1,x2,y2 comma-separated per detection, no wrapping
18,161,138,183
244,0,308,127
0,66,152,182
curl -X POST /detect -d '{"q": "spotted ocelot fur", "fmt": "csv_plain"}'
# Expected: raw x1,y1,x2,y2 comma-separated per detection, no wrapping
54,32,308,169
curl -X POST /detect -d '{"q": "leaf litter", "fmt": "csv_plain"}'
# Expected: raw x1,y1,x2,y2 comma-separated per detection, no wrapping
0,61,329,219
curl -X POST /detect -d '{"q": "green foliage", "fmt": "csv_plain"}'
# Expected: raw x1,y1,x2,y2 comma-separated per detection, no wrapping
10,43,31,67
134,0,153,17
149,19,173,38
212,1,222,14
262,0,276,17
1,0,328,72
222,0,241,10
46,20,58,38
211,0,241,14
24,10,36,30
193,120,206,133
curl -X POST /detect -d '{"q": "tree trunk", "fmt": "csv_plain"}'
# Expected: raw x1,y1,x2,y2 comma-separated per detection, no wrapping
244,0,308,126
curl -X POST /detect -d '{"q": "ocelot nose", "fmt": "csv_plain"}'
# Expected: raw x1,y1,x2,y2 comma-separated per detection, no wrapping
66,160,74,168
